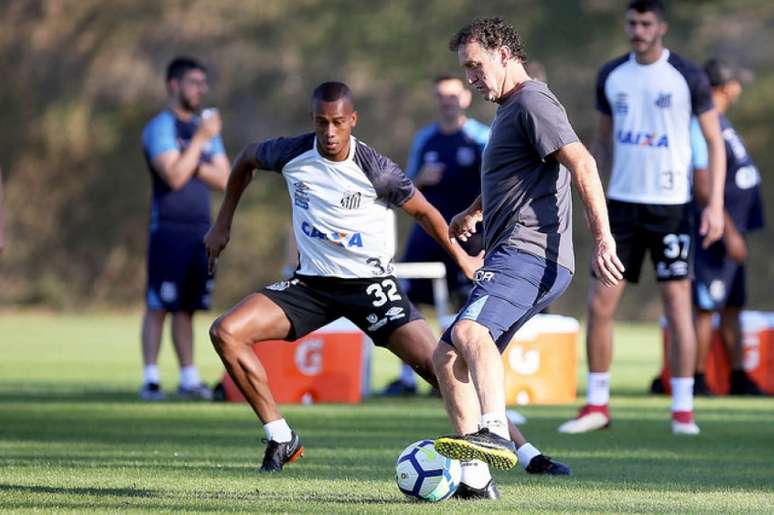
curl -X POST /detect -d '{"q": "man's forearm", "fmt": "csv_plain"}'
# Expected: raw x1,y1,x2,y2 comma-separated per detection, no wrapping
213,150,255,228
706,137,726,210
570,155,612,241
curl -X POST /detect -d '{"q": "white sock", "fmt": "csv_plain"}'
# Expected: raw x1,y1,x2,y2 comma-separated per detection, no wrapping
179,366,201,388
480,412,509,440
517,443,541,470
670,377,694,413
460,459,491,488
263,418,293,443
399,363,416,386
143,364,160,385
587,372,611,406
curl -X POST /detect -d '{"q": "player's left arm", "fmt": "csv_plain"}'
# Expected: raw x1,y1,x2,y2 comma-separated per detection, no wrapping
697,109,726,248
401,190,483,280
554,141,624,287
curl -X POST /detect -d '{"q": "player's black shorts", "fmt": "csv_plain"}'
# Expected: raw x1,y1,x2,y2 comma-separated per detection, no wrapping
693,242,746,311
260,274,422,346
146,224,212,312
598,200,694,283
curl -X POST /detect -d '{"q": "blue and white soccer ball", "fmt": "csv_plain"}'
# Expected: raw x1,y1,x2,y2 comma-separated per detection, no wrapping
395,439,461,502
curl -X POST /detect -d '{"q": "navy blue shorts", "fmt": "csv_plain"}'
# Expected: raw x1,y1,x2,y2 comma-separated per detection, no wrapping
441,246,572,353
693,256,746,311
146,225,213,312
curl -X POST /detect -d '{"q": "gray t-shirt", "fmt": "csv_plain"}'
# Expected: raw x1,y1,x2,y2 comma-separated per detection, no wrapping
481,80,578,273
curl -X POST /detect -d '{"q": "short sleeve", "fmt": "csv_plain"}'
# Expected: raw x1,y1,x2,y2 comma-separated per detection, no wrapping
689,117,708,170
354,142,416,207
521,89,580,159
255,133,314,174
209,135,226,156
142,113,178,160
595,69,612,116
668,53,714,116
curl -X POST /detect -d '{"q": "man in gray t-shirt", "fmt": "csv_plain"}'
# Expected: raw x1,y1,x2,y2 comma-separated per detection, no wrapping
432,17,624,498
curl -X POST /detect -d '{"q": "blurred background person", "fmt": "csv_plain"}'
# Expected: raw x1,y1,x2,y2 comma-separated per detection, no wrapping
692,58,764,396
382,75,489,396
139,56,229,400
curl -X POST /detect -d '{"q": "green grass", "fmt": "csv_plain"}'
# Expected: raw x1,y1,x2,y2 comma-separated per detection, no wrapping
1,312,773,513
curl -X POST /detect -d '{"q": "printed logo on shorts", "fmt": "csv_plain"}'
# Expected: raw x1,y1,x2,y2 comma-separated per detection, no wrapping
266,279,298,291
160,281,177,303
366,313,379,324
709,280,726,301
367,316,388,332
474,270,495,283
385,306,405,321
656,261,688,279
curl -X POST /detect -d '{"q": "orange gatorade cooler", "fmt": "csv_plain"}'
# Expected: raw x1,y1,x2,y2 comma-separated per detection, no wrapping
501,314,579,405
221,318,372,404
660,311,774,395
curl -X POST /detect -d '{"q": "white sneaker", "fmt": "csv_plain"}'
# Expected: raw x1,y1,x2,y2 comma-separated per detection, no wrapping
672,420,700,435
558,405,610,434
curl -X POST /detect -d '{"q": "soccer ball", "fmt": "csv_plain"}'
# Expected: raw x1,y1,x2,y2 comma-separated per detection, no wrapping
395,439,461,502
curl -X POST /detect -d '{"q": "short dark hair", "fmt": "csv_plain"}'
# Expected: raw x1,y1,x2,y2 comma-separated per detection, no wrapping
166,56,206,82
311,81,354,105
627,0,666,20
449,17,528,63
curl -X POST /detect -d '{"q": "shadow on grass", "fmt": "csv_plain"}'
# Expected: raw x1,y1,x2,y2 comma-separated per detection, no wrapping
0,483,157,498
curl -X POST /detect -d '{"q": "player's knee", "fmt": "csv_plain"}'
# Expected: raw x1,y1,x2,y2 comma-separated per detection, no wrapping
588,290,617,319
209,316,237,353
432,342,454,375
450,320,485,352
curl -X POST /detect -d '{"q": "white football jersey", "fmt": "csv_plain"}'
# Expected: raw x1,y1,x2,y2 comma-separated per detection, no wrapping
597,49,714,205
256,133,414,278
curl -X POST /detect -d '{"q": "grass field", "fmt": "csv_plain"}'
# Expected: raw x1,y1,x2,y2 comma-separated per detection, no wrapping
1,312,773,513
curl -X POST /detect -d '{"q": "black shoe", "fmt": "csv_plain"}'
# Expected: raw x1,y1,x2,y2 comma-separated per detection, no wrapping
380,379,417,396
453,479,500,500
435,428,518,470
649,375,665,394
525,454,571,475
693,374,714,397
259,431,304,473
730,371,763,396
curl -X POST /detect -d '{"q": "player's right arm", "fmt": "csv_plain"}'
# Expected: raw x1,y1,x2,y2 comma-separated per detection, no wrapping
150,113,222,191
204,143,259,273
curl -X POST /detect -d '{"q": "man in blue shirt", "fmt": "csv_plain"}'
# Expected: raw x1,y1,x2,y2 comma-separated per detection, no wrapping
692,58,764,396
383,76,489,396
140,56,229,400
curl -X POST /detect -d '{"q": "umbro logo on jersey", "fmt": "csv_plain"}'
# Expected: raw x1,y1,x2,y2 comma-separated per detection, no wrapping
655,92,672,108
293,181,311,210
340,191,362,210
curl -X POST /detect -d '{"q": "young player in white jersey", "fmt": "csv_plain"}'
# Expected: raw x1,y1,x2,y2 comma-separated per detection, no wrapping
558,0,726,436
204,82,571,491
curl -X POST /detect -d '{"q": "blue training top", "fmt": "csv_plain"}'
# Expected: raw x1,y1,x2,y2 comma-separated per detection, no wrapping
141,109,225,231
405,118,489,220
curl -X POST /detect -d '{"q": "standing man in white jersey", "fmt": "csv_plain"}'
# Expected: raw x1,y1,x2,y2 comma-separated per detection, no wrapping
204,82,571,484
558,0,726,436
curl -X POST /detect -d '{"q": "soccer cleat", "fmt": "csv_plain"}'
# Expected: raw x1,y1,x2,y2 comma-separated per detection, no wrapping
259,431,304,473
139,382,165,401
525,454,572,475
176,383,213,401
434,428,518,471
558,404,610,434
453,479,501,500
672,411,700,435
380,379,417,396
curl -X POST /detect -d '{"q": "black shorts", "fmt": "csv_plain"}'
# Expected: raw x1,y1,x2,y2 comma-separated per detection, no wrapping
693,242,746,311
599,200,693,283
260,274,422,346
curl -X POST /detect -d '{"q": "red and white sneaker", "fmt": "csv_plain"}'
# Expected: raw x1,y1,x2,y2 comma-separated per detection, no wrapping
672,411,700,435
558,404,610,434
